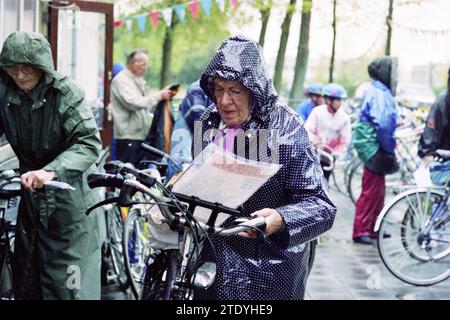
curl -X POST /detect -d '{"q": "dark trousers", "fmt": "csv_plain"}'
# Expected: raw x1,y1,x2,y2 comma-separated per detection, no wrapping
352,167,385,238
115,139,143,168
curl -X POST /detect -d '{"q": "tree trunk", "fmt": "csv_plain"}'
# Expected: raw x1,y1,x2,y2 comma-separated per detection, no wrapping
259,0,272,47
160,11,177,88
289,0,313,105
385,0,394,56
329,0,337,83
273,0,297,94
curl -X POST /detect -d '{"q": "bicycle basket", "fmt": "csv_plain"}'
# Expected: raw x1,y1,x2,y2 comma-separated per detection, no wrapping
430,160,450,185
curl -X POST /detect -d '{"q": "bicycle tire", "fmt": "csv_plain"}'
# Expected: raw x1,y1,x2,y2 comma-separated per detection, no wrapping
347,160,363,204
0,239,14,299
109,204,129,290
307,239,317,276
123,207,151,300
141,250,178,300
377,189,450,286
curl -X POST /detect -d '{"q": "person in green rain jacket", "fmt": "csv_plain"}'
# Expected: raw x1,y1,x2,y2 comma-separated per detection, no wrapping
0,31,102,299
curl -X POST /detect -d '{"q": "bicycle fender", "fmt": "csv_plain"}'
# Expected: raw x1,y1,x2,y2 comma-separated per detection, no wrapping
373,187,446,232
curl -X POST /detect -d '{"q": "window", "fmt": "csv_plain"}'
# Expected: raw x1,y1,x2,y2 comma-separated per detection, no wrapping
23,0,37,33
0,0,40,49
0,0,40,147
1,0,19,44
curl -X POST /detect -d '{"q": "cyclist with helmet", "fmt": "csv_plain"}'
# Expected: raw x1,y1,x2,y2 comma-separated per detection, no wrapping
304,83,352,181
296,83,324,122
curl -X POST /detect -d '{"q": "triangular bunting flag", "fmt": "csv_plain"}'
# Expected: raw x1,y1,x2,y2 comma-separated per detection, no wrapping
161,8,173,27
216,0,225,12
124,18,132,31
135,14,147,33
188,1,200,20
230,0,238,8
174,4,186,23
201,0,213,16
149,11,159,28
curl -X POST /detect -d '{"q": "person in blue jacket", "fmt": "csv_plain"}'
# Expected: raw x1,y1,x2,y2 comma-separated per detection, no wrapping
352,56,399,245
166,80,212,180
193,36,336,300
296,83,324,122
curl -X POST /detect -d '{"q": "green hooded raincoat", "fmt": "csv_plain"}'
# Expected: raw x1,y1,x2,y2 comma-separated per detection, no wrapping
0,32,102,299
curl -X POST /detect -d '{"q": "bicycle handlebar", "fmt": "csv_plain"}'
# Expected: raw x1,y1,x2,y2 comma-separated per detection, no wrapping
0,188,21,199
317,149,335,171
435,149,450,161
86,169,265,236
0,175,21,199
141,143,170,160
87,173,124,189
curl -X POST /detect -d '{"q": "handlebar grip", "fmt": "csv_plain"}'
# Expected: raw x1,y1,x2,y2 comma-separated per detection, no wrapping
0,189,21,199
87,173,124,189
104,160,124,172
435,149,450,161
141,143,169,159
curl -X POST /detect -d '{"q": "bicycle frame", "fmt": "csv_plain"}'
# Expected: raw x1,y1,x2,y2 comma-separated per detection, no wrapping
420,185,450,243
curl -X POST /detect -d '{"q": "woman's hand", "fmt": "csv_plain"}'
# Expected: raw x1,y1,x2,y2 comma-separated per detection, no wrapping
239,208,284,239
21,169,56,192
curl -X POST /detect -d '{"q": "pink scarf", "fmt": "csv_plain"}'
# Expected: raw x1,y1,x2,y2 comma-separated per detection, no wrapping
213,126,241,152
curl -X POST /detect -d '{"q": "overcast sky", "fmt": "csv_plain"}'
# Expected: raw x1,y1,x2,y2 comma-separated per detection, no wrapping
229,0,450,83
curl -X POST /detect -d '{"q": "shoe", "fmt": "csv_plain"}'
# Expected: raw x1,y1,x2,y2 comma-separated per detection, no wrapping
369,232,392,239
352,236,374,245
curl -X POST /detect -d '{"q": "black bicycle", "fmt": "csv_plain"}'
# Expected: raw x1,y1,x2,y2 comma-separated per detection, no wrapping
0,169,21,300
86,162,267,300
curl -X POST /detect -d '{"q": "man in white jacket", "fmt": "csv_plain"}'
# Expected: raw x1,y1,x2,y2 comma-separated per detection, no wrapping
110,49,172,166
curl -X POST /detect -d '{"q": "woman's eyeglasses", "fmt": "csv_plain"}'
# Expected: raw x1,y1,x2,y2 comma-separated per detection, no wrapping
214,87,247,101
5,65,35,77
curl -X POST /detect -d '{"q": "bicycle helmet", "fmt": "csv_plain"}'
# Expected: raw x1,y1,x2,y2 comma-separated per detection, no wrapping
323,83,347,99
305,83,324,96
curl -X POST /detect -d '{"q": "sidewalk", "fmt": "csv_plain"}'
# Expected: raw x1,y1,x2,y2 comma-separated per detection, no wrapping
305,186,450,300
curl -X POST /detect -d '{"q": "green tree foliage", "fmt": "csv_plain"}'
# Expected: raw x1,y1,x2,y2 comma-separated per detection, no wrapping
273,0,297,93
289,0,313,104
113,0,230,89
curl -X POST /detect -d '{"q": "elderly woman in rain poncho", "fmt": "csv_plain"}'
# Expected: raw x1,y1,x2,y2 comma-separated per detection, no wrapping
192,36,336,300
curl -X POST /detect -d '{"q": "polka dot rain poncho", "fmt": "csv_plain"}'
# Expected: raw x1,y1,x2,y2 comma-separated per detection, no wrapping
193,36,336,300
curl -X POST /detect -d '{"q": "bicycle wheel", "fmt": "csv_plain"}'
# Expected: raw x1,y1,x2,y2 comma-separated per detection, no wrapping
141,250,178,300
109,204,129,289
378,189,450,286
123,207,151,300
307,239,317,276
0,239,13,299
347,160,363,204
330,161,346,195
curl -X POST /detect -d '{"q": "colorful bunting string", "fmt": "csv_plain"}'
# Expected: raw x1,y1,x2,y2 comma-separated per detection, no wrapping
188,1,200,20
216,0,225,12
149,11,159,28
161,8,173,27
201,0,213,17
114,0,241,30
174,4,187,23
135,13,147,32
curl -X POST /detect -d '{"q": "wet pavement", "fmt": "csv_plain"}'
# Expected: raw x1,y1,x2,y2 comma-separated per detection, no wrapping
305,185,450,300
